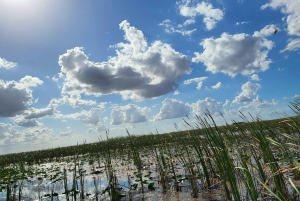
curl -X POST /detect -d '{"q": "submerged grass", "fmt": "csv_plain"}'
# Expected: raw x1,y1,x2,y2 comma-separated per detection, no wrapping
1,98,300,200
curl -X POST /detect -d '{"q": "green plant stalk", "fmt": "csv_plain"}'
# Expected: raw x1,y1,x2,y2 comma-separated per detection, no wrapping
189,132,211,188
165,145,179,191
127,131,144,194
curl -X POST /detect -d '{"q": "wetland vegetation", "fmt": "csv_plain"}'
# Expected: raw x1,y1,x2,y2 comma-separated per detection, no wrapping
1,98,300,201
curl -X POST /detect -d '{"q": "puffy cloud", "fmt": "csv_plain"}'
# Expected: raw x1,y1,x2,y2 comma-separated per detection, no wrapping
184,77,207,90
110,104,151,125
192,26,274,77
23,106,55,119
177,0,224,30
261,0,300,36
19,76,43,87
159,19,196,36
50,94,96,108
281,38,300,52
233,81,260,103
223,99,231,107
21,127,53,144
59,129,75,138
189,97,223,116
0,57,17,69
253,24,278,38
182,19,196,26
154,98,190,120
237,95,278,112
173,90,180,95
14,118,42,127
0,77,43,117
58,21,191,101
250,74,261,81
286,14,300,36
57,107,105,132
0,123,52,146
212,82,221,89
250,95,278,109
76,108,103,126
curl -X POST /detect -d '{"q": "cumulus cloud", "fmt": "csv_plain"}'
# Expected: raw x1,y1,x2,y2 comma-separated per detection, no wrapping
0,76,43,117
192,26,274,77
261,0,300,36
233,81,260,103
58,21,191,101
59,129,75,138
250,95,278,109
250,74,261,81
14,118,42,127
0,123,52,146
19,76,43,87
0,57,17,69
159,19,196,36
212,82,221,89
110,104,151,125
173,90,180,95
57,107,105,132
154,98,190,120
223,99,231,107
23,106,55,119
281,38,300,52
177,0,224,30
50,94,96,108
189,97,223,116
184,77,207,90
237,95,278,112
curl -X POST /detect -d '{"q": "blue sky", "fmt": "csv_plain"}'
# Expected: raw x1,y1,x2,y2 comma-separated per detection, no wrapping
0,0,299,154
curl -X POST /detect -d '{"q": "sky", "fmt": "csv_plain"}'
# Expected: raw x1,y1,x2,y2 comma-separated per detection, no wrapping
0,0,300,155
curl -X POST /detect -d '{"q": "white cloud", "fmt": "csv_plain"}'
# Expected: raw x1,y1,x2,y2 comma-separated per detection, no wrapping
0,57,17,69
110,104,151,125
50,94,96,108
212,82,221,89
236,21,249,26
233,81,260,103
189,97,223,116
58,21,191,101
184,76,207,90
14,118,42,127
250,74,261,81
293,94,300,98
56,107,105,132
52,72,65,82
23,106,55,119
261,0,300,36
192,26,274,77
0,123,53,146
59,129,75,138
286,14,300,36
237,95,278,112
173,90,180,95
76,108,103,126
154,98,190,120
281,38,300,52
183,19,196,26
19,76,43,87
250,95,278,109
0,77,43,117
159,19,196,36
223,99,231,107
177,0,224,30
